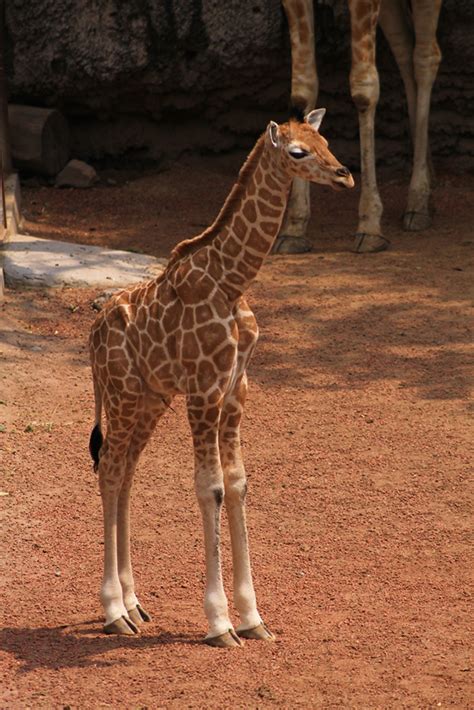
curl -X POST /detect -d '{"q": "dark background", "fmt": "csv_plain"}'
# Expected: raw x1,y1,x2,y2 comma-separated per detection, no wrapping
4,0,474,170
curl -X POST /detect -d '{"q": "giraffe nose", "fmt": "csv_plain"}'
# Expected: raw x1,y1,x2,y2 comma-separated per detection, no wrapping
332,165,355,190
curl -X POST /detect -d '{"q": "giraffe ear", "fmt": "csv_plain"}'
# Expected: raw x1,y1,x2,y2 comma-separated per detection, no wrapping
267,121,280,148
306,108,326,132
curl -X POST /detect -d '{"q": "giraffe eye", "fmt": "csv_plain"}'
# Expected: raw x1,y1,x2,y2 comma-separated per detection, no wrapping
289,148,309,159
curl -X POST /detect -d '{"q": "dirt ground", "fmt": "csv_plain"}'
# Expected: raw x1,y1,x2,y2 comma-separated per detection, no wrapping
1,154,473,708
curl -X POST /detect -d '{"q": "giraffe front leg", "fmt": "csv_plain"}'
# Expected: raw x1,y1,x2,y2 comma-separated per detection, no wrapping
220,376,274,642
188,393,241,648
226,467,273,642
349,0,389,254
403,0,442,232
275,0,318,254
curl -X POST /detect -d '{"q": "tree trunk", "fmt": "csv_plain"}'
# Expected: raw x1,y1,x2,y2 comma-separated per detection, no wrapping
8,104,69,176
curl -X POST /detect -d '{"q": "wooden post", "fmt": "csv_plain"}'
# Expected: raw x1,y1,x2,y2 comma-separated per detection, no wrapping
0,0,11,175
1,150,6,228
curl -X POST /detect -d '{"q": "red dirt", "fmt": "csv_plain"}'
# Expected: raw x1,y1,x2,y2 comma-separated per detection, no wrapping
1,157,473,708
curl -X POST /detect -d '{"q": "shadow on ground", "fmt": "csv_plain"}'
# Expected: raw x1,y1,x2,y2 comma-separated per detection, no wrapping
0,623,201,672
252,240,473,402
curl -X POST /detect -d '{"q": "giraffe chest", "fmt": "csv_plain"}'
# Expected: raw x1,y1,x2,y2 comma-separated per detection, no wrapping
126,305,186,396
126,294,242,398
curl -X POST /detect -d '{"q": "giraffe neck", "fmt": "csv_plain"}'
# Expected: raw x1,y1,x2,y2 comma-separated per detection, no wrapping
210,137,293,301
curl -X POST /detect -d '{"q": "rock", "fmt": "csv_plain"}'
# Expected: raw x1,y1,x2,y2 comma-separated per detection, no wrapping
55,159,98,188
92,289,121,311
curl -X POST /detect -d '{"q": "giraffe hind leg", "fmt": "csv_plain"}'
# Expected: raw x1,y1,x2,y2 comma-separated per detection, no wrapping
378,0,438,232
115,397,168,630
97,394,166,635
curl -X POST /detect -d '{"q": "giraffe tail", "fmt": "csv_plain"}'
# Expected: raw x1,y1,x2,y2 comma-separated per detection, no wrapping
89,379,104,473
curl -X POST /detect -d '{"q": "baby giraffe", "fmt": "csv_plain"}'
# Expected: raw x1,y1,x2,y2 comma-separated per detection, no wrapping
89,108,354,648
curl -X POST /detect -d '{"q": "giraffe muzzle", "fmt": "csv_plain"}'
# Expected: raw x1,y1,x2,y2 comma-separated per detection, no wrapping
332,166,355,190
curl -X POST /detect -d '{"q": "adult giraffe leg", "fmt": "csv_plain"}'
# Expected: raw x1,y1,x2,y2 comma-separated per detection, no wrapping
379,0,416,139
117,396,169,628
219,372,274,641
378,0,417,149
379,0,437,232
274,0,318,254
188,391,241,648
349,0,389,253
403,0,442,231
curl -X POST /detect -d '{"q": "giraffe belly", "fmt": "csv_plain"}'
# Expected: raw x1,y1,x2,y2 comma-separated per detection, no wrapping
126,299,188,397
135,347,187,398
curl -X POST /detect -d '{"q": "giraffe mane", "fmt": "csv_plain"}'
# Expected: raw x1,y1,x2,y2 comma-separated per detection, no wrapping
289,101,306,123
167,134,266,268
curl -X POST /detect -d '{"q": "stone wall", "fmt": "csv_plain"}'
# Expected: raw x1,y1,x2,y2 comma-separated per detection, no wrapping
5,0,474,169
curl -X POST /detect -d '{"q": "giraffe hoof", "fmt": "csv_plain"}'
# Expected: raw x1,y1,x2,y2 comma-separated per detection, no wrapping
103,615,139,635
403,211,431,231
237,622,275,641
204,629,244,648
352,233,390,254
272,235,312,255
127,604,152,626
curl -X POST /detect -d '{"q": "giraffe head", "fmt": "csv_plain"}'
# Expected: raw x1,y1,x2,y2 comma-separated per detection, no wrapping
267,109,354,191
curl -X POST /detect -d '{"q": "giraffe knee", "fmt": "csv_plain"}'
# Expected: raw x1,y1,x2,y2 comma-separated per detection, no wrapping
195,480,225,508
225,473,247,502
350,68,380,113
413,42,441,84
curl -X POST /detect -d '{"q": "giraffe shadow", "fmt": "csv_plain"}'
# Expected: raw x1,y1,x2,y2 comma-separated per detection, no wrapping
0,620,201,672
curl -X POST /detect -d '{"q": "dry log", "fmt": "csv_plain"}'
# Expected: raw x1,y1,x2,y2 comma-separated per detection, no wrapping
8,104,69,176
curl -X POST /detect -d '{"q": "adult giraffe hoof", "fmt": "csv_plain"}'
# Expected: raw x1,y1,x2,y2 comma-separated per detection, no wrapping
103,615,139,635
127,604,152,626
237,622,275,641
204,629,244,648
272,235,312,254
403,211,431,231
352,234,390,253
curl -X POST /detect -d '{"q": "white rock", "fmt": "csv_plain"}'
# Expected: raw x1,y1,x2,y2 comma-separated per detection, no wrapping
55,159,98,188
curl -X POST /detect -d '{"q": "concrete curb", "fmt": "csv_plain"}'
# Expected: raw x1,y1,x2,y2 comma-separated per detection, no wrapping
2,233,167,289
0,174,168,291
